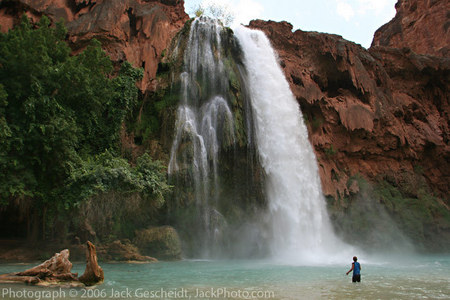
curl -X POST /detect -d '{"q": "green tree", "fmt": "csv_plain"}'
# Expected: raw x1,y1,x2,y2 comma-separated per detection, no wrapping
191,1,235,26
0,16,77,205
62,151,170,241
65,151,169,209
0,16,164,241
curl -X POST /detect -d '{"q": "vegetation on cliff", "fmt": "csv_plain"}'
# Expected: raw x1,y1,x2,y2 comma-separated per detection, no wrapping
328,172,450,252
0,16,169,243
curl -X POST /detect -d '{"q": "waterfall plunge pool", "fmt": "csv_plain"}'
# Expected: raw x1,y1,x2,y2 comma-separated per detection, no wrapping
1,255,449,299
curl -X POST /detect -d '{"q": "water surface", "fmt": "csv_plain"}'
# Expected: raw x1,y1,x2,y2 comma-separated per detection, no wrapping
1,255,449,299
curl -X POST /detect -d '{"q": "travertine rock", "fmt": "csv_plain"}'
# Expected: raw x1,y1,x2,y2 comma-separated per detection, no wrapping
248,19,448,201
372,0,450,57
0,0,189,91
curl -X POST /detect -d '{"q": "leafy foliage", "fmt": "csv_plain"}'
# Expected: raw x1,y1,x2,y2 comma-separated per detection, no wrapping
0,16,168,240
191,1,235,26
0,16,75,204
65,151,169,209
64,151,170,241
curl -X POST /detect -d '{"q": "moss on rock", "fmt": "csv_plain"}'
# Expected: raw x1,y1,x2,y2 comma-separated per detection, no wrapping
134,226,182,260
99,240,158,262
328,172,450,252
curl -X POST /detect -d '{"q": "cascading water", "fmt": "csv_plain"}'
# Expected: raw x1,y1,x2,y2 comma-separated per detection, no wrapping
234,26,349,263
168,17,238,258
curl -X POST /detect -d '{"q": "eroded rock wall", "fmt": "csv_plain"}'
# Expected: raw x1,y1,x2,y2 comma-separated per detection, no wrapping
248,4,449,249
0,0,189,91
372,0,449,57
247,20,448,203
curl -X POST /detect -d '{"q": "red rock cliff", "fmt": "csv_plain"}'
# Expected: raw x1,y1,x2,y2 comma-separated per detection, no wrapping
372,0,449,57
0,0,189,91
248,18,449,202
2,0,446,202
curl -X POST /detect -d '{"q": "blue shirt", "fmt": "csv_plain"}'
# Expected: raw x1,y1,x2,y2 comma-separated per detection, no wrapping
353,262,361,275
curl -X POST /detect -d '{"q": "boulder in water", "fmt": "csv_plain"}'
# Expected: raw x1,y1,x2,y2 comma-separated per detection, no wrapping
17,249,73,277
134,226,182,260
100,240,158,262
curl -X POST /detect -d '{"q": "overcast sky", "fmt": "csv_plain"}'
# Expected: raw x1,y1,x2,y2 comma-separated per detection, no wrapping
183,0,397,48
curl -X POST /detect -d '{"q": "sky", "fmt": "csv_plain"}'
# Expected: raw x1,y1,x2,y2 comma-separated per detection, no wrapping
183,0,397,48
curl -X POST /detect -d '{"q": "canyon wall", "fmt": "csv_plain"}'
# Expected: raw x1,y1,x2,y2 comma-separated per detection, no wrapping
372,0,449,57
248,18,448,202
3,0,446,202
248,0,449,249
0,0,189,91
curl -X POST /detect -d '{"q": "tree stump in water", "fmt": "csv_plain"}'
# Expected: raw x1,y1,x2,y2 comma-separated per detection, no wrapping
16,249,74,277
79,241,104,286
0,241,103,286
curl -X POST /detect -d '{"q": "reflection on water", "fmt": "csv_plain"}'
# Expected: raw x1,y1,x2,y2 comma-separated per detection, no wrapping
1,255,449,299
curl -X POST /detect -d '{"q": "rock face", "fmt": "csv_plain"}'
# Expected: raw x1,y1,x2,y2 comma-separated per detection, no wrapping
1,0,448,251
247,19,448,203
372,0,450,57
248,1,449,249
0,0,189,91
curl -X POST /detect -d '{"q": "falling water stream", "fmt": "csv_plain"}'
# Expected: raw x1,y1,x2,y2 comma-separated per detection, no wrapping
234,26,349,263
168,17,236,257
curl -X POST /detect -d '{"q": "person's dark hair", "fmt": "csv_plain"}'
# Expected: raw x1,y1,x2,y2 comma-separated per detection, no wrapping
353,256,358,262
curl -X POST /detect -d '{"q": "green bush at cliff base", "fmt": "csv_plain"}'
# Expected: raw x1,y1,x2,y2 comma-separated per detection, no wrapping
64,151,170,241
65,151,169,208
0,16,170,241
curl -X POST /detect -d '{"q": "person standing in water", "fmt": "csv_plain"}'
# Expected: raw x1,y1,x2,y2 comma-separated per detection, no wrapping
346,256,361,282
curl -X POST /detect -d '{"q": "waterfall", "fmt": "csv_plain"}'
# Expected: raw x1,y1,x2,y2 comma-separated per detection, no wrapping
234,26,349,264
168,17,351,262
168,17,236,258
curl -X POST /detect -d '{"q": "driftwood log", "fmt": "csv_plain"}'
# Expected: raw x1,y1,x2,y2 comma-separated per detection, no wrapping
0,241,103,287
79,241,104,286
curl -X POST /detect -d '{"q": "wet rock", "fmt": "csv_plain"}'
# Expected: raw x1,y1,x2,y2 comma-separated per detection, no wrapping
134,226,182,260
101,240,158,262
17,249,73,276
